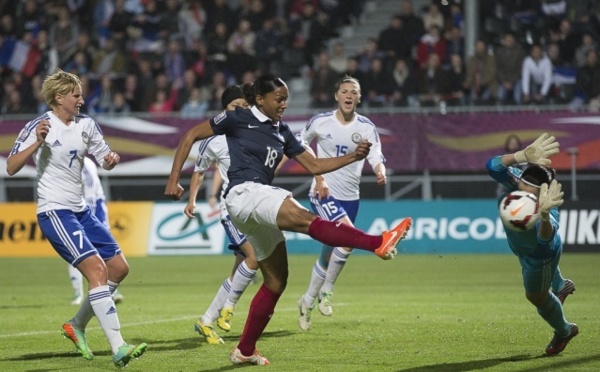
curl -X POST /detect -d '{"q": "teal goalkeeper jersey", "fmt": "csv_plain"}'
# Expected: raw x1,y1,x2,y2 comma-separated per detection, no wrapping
486,156,562,259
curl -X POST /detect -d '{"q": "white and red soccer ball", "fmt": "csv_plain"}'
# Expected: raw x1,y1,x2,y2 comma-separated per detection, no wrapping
499,191,540,231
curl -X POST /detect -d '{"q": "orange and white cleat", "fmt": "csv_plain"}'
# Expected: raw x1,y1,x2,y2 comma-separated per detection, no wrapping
374,217,412,260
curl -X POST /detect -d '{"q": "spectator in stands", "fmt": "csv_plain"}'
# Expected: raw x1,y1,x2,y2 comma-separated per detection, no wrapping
547,42,577,104
328,41,349,75
1,89,25,114
227,19,257,81
122,73,142,112
134,58,157,111
108,0,134,50
522,44,553,105
344,57,367,86
576,49,600,111
363,58,395,107
574,32,598,68
399,0,425,45
310,51,339,108
181,87,209,118
443,25,464,66
255,18,285,76
30,74,49,114
35,30,59,76
355,37,386,73
547,19,578,66
159,0,182,43
108,92,131,115
129,0,162,53
422,3,444,31
496,32,526,105
15,0,44,38
49,5,79,66
378,15,412,70
178,0,207,49
88,74,116,114
148,87,179,114
464,39,497,105
164,39,186,85
205,0,236,37
206,70,229,110
443,53,467,107
177,69,200,110
417,53,445,107
245,0,271,32
206,22,230,73
307,10,338,69
417,25,447,69
390,58,418,107
287,0,318,70
91,37,127,78
63,50,91,76
449,3,464,31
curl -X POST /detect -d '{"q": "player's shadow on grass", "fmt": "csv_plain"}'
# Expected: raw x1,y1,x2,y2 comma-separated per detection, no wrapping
3,350,112,362
396,355,541,372
126,330,294,353
396,353,600,372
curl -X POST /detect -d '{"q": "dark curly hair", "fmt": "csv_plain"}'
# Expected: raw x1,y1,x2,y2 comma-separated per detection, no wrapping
521,165,556,187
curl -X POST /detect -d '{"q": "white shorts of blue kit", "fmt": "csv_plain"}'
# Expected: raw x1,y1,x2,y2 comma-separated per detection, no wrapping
226,182,292,261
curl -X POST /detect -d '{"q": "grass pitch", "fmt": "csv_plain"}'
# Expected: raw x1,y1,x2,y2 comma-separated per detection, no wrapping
0,253,599,371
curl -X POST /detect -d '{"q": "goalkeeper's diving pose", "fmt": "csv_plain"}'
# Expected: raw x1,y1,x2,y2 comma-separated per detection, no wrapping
486,132,578,356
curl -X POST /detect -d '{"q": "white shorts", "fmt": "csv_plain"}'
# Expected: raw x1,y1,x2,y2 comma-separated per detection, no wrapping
225,182,290,261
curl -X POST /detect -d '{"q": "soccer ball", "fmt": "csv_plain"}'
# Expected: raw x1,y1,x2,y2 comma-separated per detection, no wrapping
499,191,540,231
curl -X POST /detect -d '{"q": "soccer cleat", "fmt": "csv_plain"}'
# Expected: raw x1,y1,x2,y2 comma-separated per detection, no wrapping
70,295,83,306
112,342,148,368
112,289,124,304
546,323,579,355
61,323,93,360
229,348,270,365
194,320,224,344
318,291,333,316
553,279,575,305
374,217,412,260
217,306,234,332
297,295,314,331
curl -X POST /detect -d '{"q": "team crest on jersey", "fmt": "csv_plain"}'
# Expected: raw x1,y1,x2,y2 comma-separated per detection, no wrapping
214,111,227,125
351,133,362,143
82,131,90,144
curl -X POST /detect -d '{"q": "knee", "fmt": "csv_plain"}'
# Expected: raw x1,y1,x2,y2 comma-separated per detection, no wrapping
526,291,548,307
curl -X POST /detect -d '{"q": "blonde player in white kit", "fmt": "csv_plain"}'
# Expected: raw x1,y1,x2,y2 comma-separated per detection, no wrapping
298,76,390,330
6,69,146,368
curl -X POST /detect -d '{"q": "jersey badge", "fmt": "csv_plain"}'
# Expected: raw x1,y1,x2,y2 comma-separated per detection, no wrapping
351,133,363,143
214,111,227,125
82,131,90,144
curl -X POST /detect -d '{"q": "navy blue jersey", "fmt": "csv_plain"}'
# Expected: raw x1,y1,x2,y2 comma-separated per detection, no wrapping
210,106,305,196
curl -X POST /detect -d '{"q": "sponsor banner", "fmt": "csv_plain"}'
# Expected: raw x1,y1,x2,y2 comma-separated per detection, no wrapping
283,200,599,254
148,203,225,255
0,202,152,257
1,112,599,174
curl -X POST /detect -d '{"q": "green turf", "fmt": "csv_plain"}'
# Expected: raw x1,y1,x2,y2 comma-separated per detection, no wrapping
0,254,598,371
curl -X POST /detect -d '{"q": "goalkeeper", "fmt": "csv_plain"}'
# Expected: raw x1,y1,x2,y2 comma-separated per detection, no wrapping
486,132,578,355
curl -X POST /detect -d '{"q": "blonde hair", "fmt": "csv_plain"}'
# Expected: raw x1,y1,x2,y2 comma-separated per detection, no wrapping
41,69,82,109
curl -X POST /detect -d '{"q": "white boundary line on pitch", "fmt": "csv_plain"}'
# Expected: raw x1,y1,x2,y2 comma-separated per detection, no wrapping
0,303,348,338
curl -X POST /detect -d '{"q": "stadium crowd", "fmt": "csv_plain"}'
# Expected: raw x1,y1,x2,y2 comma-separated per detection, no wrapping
2,0,600,114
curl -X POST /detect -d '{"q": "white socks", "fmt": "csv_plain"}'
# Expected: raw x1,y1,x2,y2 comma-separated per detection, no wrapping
201,277,231,325
224,261,257,309
88,285,124,354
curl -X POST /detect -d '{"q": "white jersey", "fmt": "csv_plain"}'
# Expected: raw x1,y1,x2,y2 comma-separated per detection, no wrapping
82,157,106,212
9,112,111,213
300,110,385,200
194,135,230,217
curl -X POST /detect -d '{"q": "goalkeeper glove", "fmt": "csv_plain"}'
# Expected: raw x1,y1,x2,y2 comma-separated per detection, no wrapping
514,133,560,166
538,180,564,221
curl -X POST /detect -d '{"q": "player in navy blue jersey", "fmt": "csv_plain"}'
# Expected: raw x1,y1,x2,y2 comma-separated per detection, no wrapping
6,69,146,368
487,132,578,356
165,74,412,366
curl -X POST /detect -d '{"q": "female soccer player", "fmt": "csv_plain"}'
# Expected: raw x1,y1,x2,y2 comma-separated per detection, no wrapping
165,74,411,365
185,84,259,344
297,76,390,330
6,69,146,368
487,132,577,355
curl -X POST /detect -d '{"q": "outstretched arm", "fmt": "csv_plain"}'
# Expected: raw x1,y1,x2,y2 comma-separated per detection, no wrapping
165,120,214,200
293,139,371,175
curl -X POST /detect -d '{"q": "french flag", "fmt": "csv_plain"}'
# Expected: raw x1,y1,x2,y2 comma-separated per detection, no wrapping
7,40,41,78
